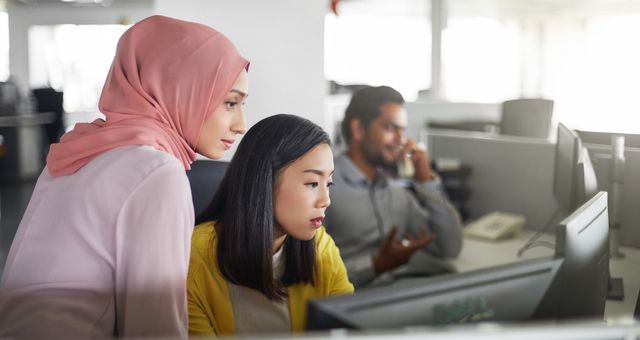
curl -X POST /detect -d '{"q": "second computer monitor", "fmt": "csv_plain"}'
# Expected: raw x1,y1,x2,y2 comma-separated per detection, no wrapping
553,123,581,212
553,123,598,215
575,148,599,211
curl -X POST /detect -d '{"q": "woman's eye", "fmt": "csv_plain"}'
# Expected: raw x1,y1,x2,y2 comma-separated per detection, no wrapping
305,182,319,189
327,182,334,188
225,101,238,110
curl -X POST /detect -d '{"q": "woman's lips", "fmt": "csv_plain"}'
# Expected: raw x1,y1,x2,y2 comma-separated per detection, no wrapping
221,139,235,150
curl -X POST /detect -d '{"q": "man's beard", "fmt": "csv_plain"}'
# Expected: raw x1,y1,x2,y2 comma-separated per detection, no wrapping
360,138,396,170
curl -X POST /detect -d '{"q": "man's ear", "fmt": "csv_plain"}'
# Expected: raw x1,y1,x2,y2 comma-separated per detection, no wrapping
350,118,365,142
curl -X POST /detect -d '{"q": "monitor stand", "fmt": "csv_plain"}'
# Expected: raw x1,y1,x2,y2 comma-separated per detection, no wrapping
607,277,624,300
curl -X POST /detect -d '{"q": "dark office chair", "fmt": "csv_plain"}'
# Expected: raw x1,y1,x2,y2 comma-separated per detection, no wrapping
186,159,229,218
32,87,65,145
500,98,554,139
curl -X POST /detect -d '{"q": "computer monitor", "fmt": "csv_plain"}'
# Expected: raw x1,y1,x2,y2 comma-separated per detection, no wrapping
575,148,599,211
307,257,563,330
553,191,609,318
553,123,598,215
553,123,581,213
307,192,610,330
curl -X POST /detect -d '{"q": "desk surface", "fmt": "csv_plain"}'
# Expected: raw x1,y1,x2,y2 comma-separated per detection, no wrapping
0,112,55,127
453,231,640,320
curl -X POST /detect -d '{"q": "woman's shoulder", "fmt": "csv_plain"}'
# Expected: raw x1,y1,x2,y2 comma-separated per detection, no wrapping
314,227,340,263
83,145,185,185
189,221,218,266
192,221,217,248
312,227,355,293
98,145,180,168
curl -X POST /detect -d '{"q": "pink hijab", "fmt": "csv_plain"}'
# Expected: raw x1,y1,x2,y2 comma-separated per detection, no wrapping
47,15,249,177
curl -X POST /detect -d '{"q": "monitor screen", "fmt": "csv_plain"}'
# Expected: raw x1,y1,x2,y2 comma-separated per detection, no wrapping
307,192,610,330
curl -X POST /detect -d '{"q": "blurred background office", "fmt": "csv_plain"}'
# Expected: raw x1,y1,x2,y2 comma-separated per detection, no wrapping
2,0,640,324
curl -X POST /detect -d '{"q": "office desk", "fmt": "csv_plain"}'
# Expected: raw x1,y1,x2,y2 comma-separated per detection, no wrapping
453,231,640,320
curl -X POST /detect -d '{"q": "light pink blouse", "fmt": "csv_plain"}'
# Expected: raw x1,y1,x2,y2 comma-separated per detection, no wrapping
0,145,193,338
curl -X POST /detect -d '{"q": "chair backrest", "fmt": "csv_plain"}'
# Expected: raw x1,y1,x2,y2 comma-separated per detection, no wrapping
186,159,229,218
500,98,554,139
32,87,65,144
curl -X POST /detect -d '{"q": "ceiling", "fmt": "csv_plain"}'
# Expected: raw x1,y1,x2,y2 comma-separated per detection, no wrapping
448,0,640,17
9,0,151,6
338,0,640,18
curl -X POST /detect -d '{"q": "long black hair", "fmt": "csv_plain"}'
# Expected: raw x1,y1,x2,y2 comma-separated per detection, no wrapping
197,114,331,301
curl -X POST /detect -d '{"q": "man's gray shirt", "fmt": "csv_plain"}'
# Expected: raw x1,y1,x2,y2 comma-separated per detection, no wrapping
325,153,463,287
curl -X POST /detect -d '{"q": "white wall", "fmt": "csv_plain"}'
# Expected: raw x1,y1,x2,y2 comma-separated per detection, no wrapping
402,100,502,146
155,0,328,160
7,0,154,93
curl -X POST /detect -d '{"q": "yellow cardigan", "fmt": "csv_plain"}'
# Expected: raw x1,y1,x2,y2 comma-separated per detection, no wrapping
187,221,354,336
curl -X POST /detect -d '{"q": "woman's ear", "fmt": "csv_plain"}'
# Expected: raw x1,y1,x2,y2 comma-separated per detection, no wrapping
350,118,365,142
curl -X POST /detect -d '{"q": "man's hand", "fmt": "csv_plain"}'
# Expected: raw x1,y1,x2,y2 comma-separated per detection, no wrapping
372,224,436,274
401,139,434,182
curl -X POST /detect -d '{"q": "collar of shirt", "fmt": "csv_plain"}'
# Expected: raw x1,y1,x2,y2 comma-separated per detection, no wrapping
335,153,389,188
272,243,285,280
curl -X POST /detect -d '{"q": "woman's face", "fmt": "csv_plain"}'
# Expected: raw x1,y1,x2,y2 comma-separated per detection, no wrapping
196,69,249,159
274,143,334,241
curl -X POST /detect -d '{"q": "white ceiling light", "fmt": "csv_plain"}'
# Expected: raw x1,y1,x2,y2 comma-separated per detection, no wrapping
14,0,114,6
60,0,113,5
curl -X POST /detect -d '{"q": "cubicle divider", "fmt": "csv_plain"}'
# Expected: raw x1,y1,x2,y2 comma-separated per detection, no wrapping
405,101,501,139
427,129,557,231
428,128,640,248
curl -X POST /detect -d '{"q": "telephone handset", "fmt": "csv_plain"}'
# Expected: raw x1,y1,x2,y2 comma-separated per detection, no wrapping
396,155,415,179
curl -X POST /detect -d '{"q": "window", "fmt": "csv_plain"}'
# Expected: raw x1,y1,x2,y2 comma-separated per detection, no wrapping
444,1,640,133
541,15,640,133
29,24,129,127
442,16,521,103
0,12,9,82
324,0,431,101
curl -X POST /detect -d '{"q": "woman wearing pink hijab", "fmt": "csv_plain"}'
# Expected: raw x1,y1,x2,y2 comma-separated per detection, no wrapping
0,15,249,338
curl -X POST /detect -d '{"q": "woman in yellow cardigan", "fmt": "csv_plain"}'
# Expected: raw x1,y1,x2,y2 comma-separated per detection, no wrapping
187,114,354,336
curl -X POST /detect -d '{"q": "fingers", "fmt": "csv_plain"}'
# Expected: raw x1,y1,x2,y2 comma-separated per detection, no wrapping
389,225,437,252
404,225,436,251
418,234,437,247
417,224,437,246
402,230,416,242
406,235,434,252
418,224,427,238
384,225,398,246
405,225,429,242
401,139,415,157
403,138,427,157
